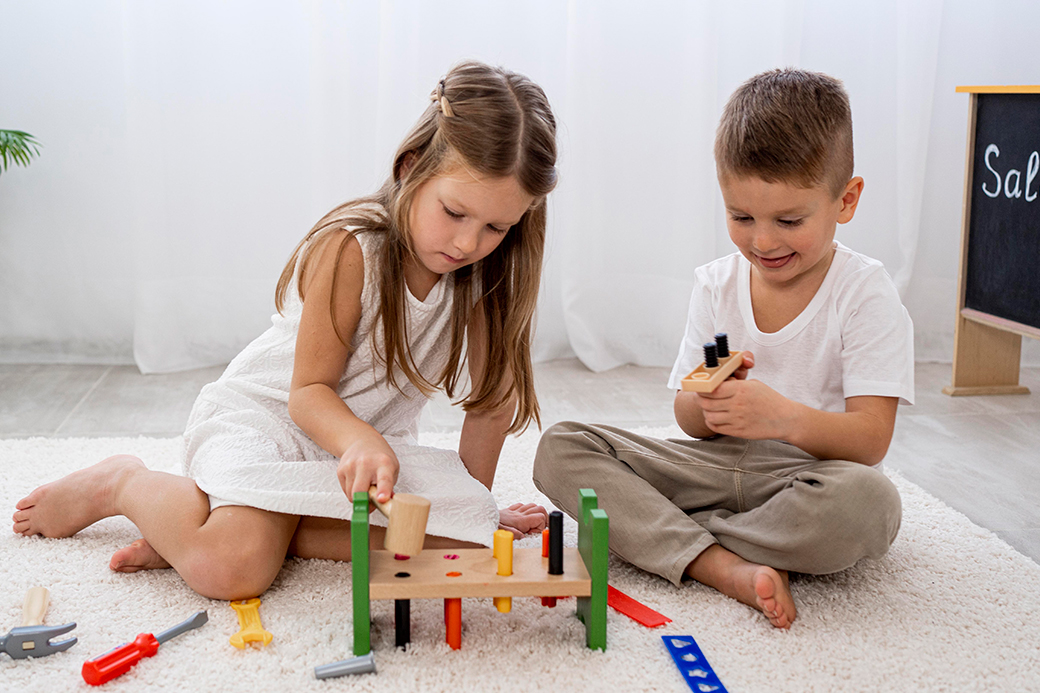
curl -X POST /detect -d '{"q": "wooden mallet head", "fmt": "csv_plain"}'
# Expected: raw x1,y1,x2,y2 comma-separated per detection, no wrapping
368,487,431,558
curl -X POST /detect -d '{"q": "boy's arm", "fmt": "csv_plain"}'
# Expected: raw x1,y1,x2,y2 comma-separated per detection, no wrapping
674,352,754,439
288,231,399,503
697,375,899,465
674,390,716,439
457,297,515,490
785,395,898,465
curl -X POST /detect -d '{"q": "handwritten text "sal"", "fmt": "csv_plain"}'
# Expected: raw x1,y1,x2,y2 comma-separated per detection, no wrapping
982,144,1039,200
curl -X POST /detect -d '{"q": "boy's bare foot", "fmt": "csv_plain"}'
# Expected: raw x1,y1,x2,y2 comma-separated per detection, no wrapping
750,566,795,629
686,544,797,629
11,455,144,538
110,538,171,573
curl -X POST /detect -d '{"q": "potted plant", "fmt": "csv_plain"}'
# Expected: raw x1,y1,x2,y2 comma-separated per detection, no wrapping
0,130,41,175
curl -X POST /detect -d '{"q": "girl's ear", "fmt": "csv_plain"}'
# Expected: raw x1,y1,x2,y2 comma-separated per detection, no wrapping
397,151,418,181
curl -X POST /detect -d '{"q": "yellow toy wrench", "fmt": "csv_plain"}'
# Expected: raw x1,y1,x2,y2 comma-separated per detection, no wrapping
229,598,273,649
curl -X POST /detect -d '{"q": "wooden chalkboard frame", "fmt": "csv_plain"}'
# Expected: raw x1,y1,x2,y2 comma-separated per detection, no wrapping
944,85,1039,396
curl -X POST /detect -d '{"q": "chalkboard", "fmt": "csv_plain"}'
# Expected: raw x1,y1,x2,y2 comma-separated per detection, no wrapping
964,92,1040,332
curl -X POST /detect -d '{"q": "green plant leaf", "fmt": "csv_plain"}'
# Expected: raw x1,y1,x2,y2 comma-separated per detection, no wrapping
0,129,43,175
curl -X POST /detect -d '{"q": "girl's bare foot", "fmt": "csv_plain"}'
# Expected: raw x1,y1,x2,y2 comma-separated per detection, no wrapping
686,544,797,629
110,538,171,573
11,455,144,538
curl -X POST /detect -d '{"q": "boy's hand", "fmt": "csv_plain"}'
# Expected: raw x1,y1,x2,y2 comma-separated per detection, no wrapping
697,354,795,439
730,350,754,380
337,434,400,504
498,502,549,539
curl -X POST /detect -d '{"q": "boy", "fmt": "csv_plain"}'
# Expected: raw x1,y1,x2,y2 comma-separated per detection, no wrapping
533,69,913,629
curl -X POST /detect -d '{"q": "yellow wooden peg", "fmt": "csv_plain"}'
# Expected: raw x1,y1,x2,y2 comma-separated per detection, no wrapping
229,598,273,649
493,529,514,613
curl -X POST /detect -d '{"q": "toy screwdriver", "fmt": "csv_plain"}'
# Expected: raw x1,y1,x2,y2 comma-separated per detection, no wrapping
81,610,208,686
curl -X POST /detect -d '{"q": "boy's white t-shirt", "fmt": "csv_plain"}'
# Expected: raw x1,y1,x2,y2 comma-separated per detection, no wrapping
667,242,914,414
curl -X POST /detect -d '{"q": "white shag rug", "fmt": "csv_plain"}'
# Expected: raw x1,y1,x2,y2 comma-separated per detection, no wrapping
2,428,1040,693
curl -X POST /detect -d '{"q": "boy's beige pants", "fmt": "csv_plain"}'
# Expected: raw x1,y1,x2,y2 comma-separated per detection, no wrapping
533,422,902,586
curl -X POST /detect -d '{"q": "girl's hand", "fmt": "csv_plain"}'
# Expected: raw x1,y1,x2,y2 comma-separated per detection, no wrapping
696,376,796,440
337,435,400,504
498,502,549,539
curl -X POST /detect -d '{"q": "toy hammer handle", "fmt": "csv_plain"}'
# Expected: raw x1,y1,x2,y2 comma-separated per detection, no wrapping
368,485,392,515
82,633,160,686
22,587,50,627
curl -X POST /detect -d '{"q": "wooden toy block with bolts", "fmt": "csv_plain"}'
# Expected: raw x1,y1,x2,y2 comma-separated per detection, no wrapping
347,487,609,658
680,333,744,393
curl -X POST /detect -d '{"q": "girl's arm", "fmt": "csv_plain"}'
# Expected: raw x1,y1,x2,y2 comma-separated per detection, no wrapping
457,297,515,490
458,298,547,537
287,231,398,503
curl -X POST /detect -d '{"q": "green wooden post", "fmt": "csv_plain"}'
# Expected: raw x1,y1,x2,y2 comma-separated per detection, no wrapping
351,491,371,656
576,488,608,651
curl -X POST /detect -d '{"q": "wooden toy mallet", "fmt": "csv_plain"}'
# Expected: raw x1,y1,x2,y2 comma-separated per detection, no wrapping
368,486,431,558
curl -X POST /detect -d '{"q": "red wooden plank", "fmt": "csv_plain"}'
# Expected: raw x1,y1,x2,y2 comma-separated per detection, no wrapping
607,585,672,628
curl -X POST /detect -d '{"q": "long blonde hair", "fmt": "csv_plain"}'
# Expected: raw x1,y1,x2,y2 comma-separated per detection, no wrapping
275,61,558,434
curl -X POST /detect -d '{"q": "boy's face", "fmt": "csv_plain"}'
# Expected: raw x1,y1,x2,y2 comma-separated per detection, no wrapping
719,174,864,291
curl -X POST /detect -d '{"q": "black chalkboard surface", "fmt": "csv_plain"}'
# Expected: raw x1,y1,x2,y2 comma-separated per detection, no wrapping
964,93,1040,330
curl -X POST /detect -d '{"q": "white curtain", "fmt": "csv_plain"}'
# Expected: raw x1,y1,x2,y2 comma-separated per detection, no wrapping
2,0,1039,372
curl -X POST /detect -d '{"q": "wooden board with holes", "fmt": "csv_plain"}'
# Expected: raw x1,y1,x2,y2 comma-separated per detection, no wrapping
679,350,744,393
368,547,591,600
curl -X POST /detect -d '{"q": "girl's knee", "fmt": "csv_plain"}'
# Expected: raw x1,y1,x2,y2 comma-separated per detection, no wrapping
179,542,280,600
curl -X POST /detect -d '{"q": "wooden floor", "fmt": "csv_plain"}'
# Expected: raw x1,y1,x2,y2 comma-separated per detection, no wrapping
2,359,1038,564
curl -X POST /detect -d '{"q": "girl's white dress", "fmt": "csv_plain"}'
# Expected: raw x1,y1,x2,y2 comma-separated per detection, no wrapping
182,231,500,547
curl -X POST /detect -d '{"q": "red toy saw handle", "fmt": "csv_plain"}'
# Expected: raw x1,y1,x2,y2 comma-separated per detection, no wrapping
82,632,160,686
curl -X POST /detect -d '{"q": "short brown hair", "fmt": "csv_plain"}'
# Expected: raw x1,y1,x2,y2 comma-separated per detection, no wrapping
714,68,854,198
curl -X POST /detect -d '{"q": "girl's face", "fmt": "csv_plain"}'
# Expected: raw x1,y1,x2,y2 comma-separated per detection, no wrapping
407,164,534,279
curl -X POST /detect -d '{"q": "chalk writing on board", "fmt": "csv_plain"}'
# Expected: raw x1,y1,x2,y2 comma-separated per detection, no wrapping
981,144,1040,201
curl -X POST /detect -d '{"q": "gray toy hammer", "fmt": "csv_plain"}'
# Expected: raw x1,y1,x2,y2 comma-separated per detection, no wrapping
1,587,77,659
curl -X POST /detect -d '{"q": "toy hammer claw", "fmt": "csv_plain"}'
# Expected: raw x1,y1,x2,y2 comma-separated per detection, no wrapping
1,587,78,659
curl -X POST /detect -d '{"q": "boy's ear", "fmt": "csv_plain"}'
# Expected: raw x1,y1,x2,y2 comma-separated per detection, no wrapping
837,176,865,224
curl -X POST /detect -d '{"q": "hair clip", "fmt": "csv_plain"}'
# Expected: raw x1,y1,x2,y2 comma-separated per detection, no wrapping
438,79,454,118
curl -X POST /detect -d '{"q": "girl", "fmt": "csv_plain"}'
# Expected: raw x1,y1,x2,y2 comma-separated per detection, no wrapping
12,61,557,600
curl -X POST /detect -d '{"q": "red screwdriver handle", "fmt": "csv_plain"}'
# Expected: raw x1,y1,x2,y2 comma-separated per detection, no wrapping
82,632,160,686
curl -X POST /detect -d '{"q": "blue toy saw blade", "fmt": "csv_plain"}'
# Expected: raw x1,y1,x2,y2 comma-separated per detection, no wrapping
661,636,729,693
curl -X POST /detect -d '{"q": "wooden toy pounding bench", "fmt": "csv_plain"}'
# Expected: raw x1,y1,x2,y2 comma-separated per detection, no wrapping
350,489,609,654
